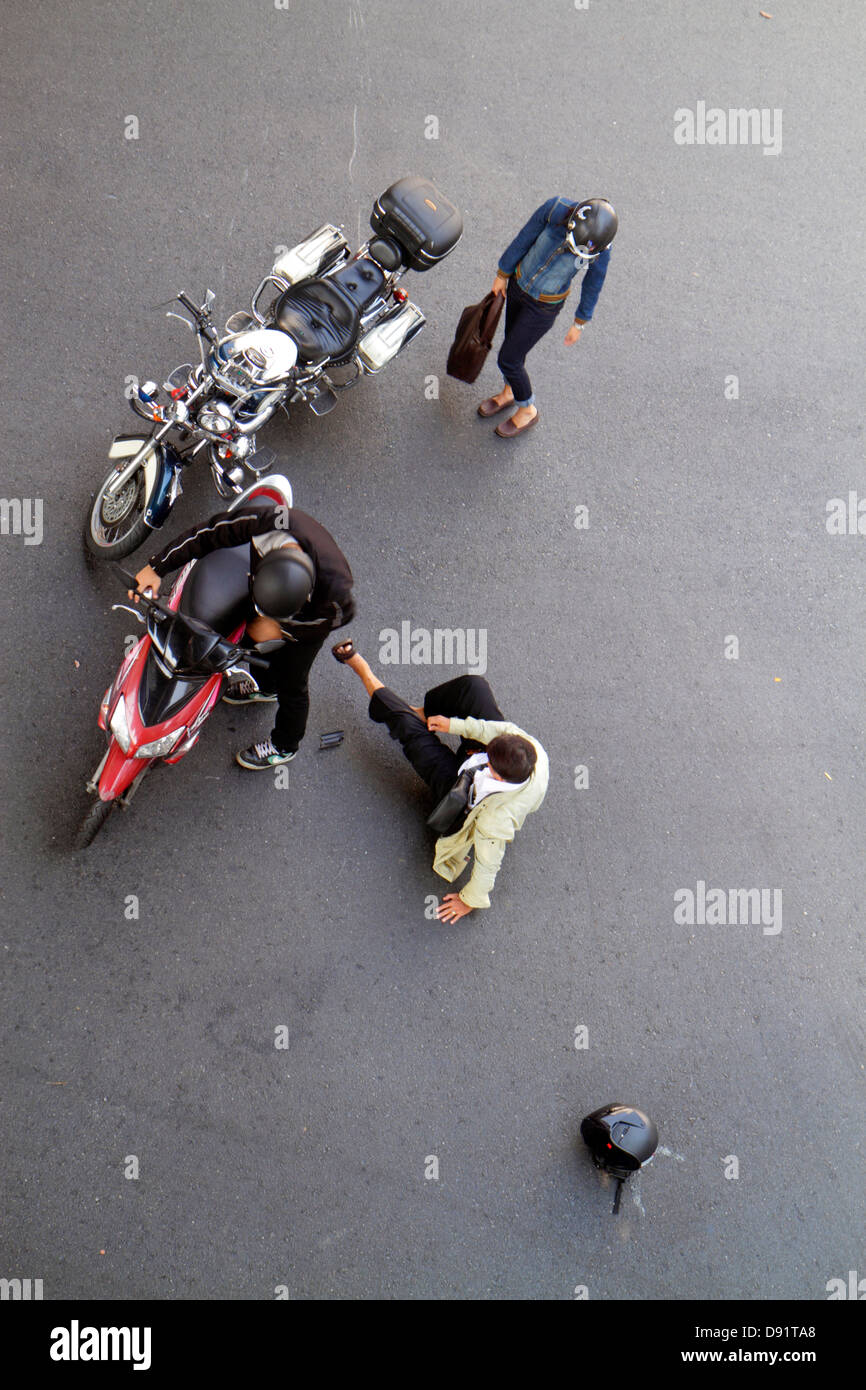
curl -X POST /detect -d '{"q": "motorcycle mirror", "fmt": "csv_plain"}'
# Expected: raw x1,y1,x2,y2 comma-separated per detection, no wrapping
164,365,194,394
205,289,216,309
225,311,256,335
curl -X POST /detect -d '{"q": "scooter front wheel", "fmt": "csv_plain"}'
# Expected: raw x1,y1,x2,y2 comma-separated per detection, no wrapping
74,797,114,849
84,464,151,559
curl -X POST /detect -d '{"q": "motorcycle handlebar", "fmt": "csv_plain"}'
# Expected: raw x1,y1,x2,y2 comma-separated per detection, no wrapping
176,291,218,346
177,291,201,318
114,563,169,612
111,564,270,668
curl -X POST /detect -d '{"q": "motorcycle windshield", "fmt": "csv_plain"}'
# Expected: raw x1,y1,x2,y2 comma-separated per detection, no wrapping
138,610,234,727
138,648,208,727
147,610,228,677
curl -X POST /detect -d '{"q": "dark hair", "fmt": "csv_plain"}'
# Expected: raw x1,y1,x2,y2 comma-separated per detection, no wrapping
487,733,536,783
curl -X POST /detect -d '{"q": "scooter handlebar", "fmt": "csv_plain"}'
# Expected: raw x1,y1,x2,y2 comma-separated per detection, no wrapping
114,564,174,618
112,563,271,668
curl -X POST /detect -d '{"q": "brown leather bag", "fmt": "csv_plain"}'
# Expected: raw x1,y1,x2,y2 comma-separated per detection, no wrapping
446,291,505,383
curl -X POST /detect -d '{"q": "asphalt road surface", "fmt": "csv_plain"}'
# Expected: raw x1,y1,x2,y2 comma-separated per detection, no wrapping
1,0,864,1301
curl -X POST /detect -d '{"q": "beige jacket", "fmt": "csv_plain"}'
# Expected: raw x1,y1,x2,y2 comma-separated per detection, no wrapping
432,716,549,910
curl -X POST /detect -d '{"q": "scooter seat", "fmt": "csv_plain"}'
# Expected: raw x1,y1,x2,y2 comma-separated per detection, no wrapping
179,544,252,637
273,279,360,363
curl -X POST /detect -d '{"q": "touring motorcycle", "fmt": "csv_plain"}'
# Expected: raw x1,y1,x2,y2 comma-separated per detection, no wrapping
76,475,295,847
84,176,462,559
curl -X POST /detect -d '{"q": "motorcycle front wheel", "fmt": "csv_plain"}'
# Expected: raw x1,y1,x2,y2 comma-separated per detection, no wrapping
74,797,114,849
84,464,151,559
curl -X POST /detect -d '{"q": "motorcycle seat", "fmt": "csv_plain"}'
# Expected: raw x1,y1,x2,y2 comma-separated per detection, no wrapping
330,255,387,311
273,279,359,363
179,543,252,637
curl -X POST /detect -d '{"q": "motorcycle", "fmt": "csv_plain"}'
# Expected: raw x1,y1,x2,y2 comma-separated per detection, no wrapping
84,175,463,559
75,474,294,848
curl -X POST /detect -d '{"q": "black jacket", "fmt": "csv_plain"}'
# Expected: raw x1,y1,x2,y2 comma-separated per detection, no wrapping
148,505,355,639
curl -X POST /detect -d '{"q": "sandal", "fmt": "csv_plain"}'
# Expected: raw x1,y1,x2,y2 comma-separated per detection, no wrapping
332,639,357,663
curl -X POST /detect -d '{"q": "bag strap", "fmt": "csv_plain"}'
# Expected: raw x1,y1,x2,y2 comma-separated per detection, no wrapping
479,292,505,341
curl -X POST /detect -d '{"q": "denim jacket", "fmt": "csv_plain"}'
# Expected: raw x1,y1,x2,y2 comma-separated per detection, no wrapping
497,196,611,321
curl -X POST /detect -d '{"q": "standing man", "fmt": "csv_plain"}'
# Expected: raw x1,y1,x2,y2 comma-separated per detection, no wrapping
478,196,618,437
132,502,355,769
332,640,548,922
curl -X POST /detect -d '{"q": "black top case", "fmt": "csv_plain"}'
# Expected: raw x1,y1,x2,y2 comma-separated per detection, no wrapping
371,175,463,272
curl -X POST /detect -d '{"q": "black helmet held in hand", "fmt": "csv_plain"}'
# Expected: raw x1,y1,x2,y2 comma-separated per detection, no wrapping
565,198,618,260
250,545,316,623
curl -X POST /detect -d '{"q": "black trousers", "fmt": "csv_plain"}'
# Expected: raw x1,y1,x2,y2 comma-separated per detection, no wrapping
257,636,326,754
496,277,563,405
369,674,504,804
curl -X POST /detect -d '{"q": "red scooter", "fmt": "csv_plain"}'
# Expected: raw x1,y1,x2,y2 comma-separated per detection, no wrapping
76,474,293,847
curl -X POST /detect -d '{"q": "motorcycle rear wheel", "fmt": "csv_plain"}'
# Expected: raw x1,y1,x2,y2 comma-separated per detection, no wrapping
74,797,114,849
85,465,151,559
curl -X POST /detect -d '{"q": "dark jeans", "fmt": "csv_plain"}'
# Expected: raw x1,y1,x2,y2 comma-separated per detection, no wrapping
257,636,326,753
496,277,563,406
368,674,505,804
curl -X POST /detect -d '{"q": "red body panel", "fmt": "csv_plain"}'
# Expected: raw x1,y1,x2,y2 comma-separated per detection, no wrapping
98,741,154,801
95,563,246,803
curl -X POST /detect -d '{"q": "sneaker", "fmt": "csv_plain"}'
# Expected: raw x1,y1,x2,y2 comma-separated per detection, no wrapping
235,739,298,770
223,678,277,705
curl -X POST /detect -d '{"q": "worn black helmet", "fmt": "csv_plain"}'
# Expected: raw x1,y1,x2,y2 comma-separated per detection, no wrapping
565,198,618,260
251,545,315,622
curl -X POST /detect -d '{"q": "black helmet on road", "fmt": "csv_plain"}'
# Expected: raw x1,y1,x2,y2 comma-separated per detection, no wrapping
565,198,618,260
581,1103,658,1177
580,1103,658,1213
251,545,316,622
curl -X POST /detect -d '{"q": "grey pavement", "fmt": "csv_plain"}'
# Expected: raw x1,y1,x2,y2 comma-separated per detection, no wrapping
0,0,864,1299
